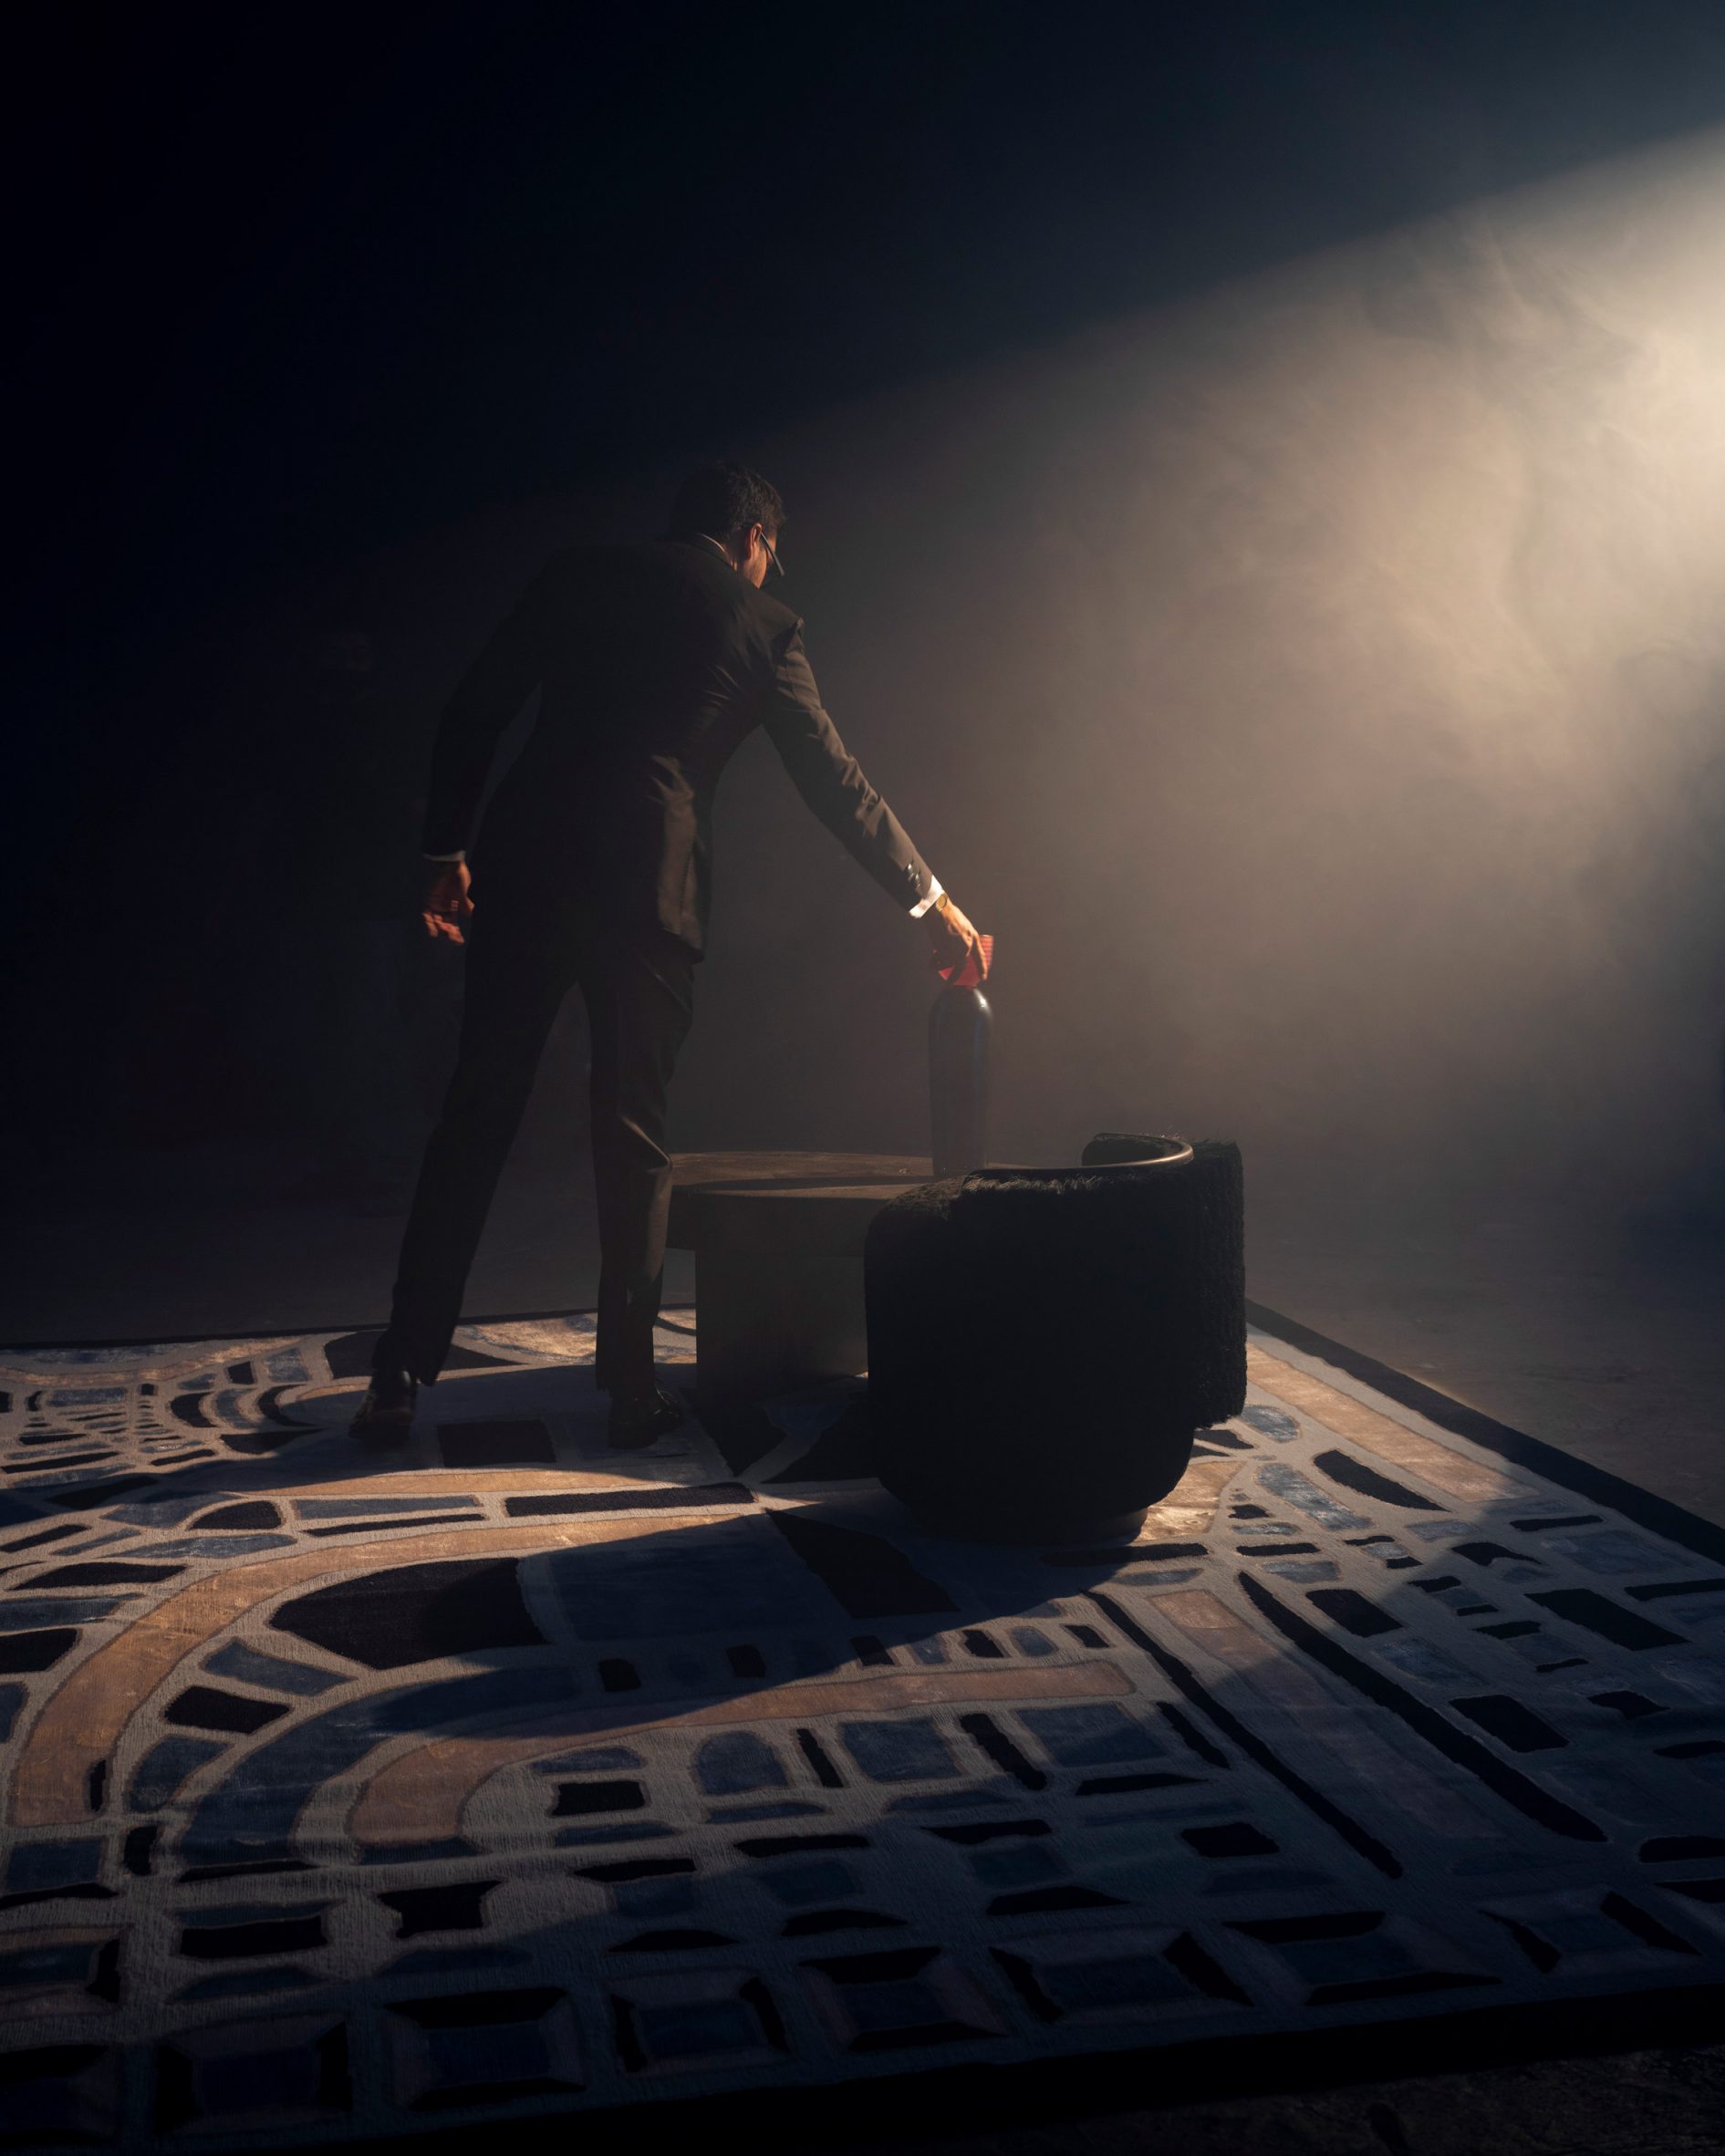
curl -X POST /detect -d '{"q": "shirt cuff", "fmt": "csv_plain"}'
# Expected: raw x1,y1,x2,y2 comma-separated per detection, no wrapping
424,850,466,864
909,876,943,920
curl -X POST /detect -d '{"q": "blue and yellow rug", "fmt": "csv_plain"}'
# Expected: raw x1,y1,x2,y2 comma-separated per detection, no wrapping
2,1309,1723,2148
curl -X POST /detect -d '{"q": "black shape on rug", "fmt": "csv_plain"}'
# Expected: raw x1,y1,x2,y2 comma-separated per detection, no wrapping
164,1685,289,1736
379,1881,496,1937
1184,1822,1279,1858
552,1780,645,1817
179,1912,328,1960
438,1420,556,1467
506,1484,753,1517
795,1731,847,1787
192,1501,283,1530
1081,1772,1197,1796
0,1627,77,1673
764,1399,878,1482
1449,1695,1567,1753
735,1832,868,1859
307,1515,477,1538
1306,1588,1402,1638
1591,1690,1665,1720
273,1558,544,1668
48,1476,156,1508
1311,1449,1442,1510
579,1859,693,1882
784,1908,907,1934
29,1561,183,1587
990,1884,1122,1915
959,1713,1047,1790
0,1523,83,1552
768,1512,957,1618
1528,1588,1684,1651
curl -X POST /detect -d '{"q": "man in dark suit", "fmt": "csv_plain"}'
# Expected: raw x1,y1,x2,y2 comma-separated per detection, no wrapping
354,462,987,1444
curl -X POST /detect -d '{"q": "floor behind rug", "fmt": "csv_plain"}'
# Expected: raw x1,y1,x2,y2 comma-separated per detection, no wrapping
2,1311,1722,2151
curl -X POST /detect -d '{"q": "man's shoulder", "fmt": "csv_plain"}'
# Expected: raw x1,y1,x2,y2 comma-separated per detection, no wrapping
744,583,802,644
653,538,803,641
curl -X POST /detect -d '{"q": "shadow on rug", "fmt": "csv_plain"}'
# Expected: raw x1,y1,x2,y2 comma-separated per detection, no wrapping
1,1307,1722,2149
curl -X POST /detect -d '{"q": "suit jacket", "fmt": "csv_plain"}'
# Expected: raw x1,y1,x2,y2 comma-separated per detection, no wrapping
422,535,934,951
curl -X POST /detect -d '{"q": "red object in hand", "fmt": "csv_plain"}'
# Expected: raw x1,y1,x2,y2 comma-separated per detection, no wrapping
937,933,993,990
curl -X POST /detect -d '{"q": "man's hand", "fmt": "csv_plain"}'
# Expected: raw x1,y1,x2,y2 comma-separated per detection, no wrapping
421,861,474,945
923,891,990,983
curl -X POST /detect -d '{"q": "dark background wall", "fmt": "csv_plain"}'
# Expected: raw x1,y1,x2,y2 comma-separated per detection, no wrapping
11,0,1725,1200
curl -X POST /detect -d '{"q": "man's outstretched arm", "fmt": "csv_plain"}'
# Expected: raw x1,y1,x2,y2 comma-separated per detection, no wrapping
761,627,988,976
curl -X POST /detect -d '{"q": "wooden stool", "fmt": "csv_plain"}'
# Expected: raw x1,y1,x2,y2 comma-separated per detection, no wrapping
667,1151,934,1405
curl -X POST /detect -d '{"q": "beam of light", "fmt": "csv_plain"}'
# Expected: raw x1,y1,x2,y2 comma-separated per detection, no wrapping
725,124,1725,1187
278,124,1725,1193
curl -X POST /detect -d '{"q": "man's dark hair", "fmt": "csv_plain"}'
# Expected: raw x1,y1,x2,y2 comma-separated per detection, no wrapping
667,461,785,545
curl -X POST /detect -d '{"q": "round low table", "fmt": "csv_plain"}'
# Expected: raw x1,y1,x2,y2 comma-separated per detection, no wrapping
667,1151,937,1405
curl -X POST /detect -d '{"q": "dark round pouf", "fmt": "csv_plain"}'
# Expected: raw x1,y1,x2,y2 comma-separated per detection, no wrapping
864,1135,1245,1543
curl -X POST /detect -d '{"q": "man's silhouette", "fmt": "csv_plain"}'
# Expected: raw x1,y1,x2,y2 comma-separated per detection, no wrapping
355,463,986,1444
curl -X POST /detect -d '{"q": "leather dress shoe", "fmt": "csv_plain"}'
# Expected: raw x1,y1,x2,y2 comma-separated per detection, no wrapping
351,1367,417,1442
607,1384,686,1449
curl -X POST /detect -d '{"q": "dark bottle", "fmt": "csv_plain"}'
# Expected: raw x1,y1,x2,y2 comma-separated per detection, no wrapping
930,980,992,1178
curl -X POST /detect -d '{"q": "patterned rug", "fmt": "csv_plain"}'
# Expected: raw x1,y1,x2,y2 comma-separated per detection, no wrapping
3,1307,1723,2150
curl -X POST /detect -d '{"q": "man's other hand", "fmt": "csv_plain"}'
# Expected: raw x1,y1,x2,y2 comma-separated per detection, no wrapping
923,891,989,982
422,861,474,945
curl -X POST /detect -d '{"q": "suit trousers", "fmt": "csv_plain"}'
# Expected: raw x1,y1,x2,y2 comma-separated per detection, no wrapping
378,893,695,1392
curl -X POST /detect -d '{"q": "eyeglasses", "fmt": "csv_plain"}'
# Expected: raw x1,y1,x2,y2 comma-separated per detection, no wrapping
763,533,785,581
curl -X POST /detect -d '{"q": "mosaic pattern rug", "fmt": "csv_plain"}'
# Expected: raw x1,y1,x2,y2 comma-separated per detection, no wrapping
3,1308,1724,2149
